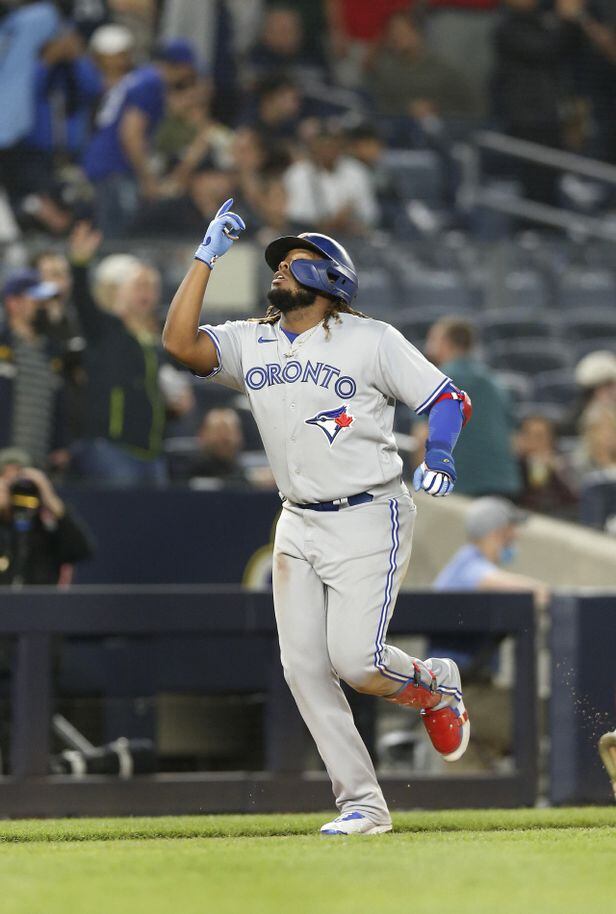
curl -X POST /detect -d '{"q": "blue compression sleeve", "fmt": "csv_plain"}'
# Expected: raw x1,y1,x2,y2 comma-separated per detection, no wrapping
426,384,465,453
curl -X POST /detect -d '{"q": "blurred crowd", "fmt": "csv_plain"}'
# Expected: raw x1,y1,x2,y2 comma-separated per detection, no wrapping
0,0,615,242
0,0,615,542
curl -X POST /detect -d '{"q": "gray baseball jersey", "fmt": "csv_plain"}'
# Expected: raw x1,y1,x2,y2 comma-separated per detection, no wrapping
198,312,449,503
197,310,464,824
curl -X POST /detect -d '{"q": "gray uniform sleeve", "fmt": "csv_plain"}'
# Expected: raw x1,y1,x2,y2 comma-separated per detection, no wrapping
196,321,246,392
374,325,450,414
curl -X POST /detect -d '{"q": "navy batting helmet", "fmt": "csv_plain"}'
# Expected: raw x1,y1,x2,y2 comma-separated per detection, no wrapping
264,233,359,305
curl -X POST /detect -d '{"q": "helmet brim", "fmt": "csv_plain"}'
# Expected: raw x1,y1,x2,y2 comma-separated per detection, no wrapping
264,236,330,271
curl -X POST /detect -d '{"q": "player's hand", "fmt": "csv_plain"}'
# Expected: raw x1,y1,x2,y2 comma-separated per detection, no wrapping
413,448,456,497
194,198,246,269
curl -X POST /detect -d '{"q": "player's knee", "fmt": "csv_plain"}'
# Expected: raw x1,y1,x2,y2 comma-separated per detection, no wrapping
281,657,329,694
330,649,377,694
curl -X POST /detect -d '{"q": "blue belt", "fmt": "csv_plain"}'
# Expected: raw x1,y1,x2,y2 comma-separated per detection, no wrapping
294,492,373,512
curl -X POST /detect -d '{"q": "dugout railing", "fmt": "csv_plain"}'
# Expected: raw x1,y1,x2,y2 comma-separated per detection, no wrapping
0,588,536,817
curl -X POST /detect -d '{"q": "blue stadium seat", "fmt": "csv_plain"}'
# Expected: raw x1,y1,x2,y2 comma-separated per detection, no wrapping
557,269,616,310
395,306,474,350
561,310,616,341
502,270,550,310
533,370,578,406
493,370,534,406
571,337,616,363
381,150,444,204
515,401,570,426
480,309,556,344
354,268,396,316
394,267,473,311
488,339,572,376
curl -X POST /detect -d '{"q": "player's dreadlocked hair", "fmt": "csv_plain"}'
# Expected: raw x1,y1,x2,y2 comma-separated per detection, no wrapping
257,298,367,337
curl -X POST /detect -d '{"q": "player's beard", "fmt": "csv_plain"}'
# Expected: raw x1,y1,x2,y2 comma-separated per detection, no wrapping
267,286,317,314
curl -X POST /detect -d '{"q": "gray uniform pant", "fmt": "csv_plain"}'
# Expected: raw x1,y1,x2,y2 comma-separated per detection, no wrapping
273,491,420,825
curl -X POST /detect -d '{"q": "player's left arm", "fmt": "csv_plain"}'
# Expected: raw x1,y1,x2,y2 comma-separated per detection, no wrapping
412,384,473,497
372,325,472,498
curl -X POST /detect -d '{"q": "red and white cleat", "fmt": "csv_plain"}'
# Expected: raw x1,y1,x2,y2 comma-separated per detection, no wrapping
420,659,470,762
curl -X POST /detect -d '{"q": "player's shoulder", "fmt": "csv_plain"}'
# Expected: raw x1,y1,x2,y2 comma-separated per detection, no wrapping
337,312,392,339
200,319,263,340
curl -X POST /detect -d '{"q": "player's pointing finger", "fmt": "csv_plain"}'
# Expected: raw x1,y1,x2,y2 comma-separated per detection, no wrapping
216,198,234,218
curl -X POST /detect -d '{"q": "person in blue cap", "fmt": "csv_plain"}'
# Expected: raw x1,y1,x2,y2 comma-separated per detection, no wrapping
0,269,67,468
83,38,199,236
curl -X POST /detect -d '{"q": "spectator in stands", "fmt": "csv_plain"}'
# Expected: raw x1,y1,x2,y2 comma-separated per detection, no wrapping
0,270,67,470
515,414,578,517
0,447,92,586
343,121,404,220
245,6,326,86
368,9,480,120
578,404,616,533
434,496,550,608
91,252,141,314
172,408,250,488
492,0,586,203
243,73,303,144
128,165,236,238
575,349,616,413
107,0,157,62
0,1,64,222
89,23,135,89
326,0,412,88
423,317,521,497
423,0,499,117
25,27,101,165
67,222,189,484
284,122,379,233
566,0,616,161
577,402,616,474
252,171,304,246
154,67,234,196
32,249,86,443
83,38,199,236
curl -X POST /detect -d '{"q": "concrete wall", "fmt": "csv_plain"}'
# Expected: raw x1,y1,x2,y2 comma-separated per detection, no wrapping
404,492,616,590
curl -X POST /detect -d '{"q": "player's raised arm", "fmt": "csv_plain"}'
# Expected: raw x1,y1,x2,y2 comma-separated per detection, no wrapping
162,199,246,375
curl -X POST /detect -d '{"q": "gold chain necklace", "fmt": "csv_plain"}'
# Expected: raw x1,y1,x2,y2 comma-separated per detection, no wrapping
283,322,322,359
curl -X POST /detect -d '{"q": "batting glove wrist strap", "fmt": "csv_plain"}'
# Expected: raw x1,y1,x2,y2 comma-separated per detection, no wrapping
424,445,457,482
194,198,246,268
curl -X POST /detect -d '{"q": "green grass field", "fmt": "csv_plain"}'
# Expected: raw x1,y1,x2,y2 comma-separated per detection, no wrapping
1,808,615,914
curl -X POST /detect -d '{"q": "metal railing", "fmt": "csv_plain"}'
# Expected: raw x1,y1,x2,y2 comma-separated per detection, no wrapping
458,130,616,242
0,587,537,817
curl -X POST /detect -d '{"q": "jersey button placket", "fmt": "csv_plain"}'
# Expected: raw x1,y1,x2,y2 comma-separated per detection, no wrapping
287,400,301,478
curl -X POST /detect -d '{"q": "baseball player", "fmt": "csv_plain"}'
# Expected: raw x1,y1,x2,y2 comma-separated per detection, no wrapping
163,200,473,835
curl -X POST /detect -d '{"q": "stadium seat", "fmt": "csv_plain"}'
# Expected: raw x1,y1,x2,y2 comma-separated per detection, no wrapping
561,310,616,342
502,270,550,311
557,269,616,310
533,370,579,406
571,337,616,363
480,309,557,344
487,339,572,376
394,267,474,311
381,149,444,204
354,268,396,316
395,306,474,350
515,401,570,426
493,370,534,406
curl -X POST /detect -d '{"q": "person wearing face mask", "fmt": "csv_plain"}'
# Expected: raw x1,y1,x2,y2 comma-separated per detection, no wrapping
434,496,549,610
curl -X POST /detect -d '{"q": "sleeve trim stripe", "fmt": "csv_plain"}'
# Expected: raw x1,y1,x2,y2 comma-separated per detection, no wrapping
415,377,451,415
193,326,222,380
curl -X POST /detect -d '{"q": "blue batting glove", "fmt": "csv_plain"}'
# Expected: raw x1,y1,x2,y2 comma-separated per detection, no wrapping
413,448,456,497
194,198,246,268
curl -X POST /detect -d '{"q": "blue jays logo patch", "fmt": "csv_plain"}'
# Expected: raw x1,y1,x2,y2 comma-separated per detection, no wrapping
305,404,354,446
